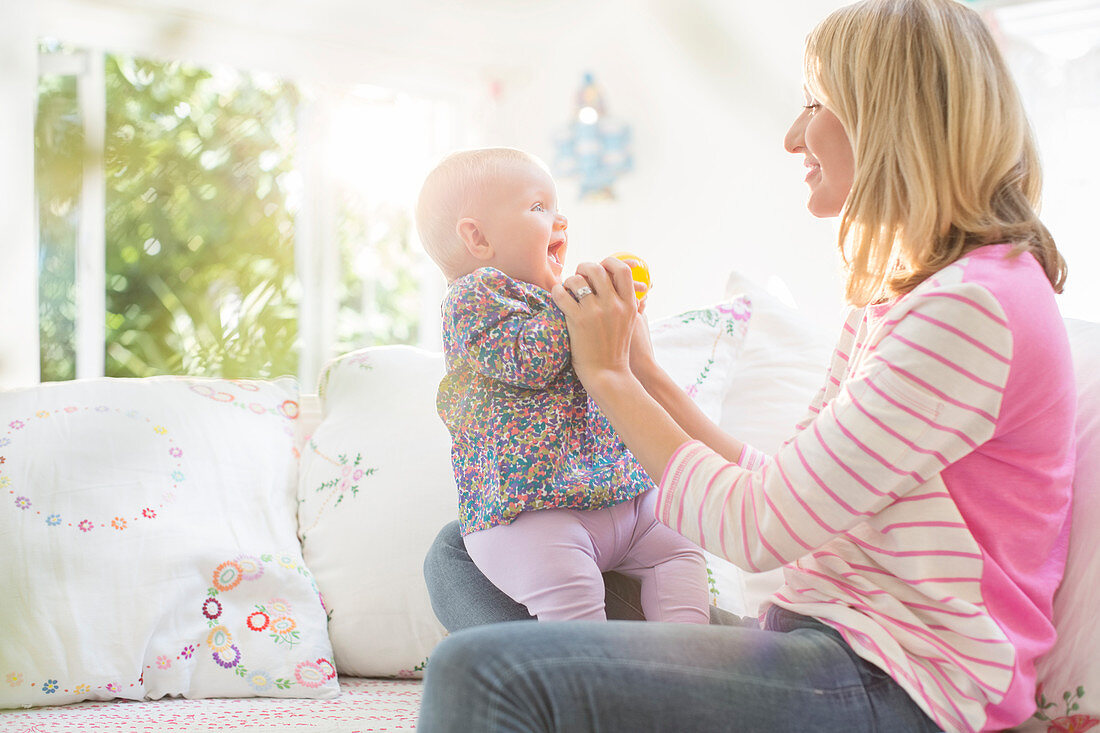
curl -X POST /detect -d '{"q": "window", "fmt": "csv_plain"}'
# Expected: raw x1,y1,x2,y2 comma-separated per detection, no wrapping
35,44,455,388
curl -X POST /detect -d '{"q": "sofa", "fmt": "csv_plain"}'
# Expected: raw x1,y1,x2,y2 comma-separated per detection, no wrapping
1,271,1097,733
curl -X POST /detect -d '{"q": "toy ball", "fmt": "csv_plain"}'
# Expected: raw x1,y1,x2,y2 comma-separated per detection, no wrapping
610,252,650,299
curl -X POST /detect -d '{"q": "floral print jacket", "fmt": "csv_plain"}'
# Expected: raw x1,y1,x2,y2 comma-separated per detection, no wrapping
438,267,652,535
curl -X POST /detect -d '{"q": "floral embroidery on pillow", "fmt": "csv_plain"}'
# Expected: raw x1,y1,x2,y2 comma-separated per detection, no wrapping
2,405,183,534
317,352,373,402
186,381,299,422
655,297,752,398
1034,684,1099,733
195,554,336,690
396,655,432,680
298,443,378,539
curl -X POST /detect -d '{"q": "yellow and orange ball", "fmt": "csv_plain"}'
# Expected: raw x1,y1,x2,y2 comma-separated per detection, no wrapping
610,252,651,300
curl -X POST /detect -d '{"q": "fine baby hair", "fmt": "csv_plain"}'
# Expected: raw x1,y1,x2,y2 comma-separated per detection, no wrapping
415,147,549,282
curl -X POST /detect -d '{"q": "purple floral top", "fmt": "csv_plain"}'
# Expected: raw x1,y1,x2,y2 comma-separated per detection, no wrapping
438,267,653,535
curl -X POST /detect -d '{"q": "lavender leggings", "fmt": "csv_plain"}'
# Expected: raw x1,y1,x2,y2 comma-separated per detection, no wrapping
462,489,710,623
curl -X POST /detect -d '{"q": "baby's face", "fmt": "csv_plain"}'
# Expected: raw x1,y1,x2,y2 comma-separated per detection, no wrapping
474,161,568,292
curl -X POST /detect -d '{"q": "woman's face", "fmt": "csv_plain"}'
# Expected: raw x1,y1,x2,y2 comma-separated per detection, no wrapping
784,91,855,218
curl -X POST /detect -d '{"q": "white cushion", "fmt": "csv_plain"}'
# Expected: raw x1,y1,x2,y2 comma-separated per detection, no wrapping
298,346,455,678
649,297,758,614
0,377,337,708
650,295,752,424
711,271,835,617
721,271,835,455
1016,318,1100,731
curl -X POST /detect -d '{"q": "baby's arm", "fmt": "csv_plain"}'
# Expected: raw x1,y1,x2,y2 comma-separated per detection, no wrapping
444,268,571,389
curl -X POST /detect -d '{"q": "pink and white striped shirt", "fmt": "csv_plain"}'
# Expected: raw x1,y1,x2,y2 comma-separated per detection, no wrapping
656,245,1075,733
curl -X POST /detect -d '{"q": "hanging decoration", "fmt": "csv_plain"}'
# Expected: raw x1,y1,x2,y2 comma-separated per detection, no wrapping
553,72,633,201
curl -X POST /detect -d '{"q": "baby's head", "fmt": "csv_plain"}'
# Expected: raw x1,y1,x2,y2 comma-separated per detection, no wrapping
416,147,568,292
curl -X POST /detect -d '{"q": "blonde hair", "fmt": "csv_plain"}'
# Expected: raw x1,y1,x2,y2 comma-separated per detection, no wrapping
804,0,1066,305
415,147,545,282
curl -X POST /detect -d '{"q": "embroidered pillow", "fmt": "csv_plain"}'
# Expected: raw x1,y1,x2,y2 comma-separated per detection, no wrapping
648,297,757,614
0,377,337,708
298,346,456,678
649,295,752,425
1017,318,1100,732
712,271,836,616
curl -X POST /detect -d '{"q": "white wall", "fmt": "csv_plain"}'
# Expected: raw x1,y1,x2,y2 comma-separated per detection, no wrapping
475,0,851,329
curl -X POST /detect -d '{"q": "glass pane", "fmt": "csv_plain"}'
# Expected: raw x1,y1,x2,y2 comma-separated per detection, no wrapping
330,90,444,353
36,66,81,383
103,54,300,379
336,196,421,349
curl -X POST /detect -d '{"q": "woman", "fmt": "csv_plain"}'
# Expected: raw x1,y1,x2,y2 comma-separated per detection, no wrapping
417,0,1074,730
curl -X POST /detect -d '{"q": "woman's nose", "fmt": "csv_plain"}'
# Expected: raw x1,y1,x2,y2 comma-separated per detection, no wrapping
556,213,568,230
784,114,806,154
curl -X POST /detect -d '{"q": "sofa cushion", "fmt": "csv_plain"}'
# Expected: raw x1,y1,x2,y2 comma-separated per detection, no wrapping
298,346,455,678
713,272,835,616
1018,318,1100,732
0,677,421,731
649,295,752,424
0,377,337,708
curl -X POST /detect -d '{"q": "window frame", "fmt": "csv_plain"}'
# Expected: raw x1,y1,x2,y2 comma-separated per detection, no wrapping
29,4,477,390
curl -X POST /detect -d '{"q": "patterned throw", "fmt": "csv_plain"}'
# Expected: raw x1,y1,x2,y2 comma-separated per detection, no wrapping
0,678,421,732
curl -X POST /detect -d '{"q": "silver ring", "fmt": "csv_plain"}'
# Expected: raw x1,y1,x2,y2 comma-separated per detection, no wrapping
574,285,594,300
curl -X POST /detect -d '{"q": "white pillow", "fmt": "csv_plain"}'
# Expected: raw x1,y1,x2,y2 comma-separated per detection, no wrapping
648,297,757,613
298,346,456,678
0,377,337,709
721,271,836,455
650,295,753,424
709,272,836,617
1016,318,1100,732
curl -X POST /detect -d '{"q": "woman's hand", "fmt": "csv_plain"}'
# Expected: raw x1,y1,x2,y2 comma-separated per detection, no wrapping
552,257,745,474
550,257,639,390
550,257,693,480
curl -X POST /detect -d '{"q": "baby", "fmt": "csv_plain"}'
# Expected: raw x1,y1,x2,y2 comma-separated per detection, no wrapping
415,147,709,622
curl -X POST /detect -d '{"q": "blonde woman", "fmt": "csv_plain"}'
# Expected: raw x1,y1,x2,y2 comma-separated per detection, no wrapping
418,0,1074,731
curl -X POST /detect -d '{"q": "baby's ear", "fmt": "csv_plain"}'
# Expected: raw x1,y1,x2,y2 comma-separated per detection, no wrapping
456,218,493,261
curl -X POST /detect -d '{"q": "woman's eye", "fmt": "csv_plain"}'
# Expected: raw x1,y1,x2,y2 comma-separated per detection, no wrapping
531,203,545,212
803,103,821,114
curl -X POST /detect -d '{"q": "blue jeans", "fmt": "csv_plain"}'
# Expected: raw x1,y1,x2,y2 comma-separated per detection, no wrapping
420,521,943,732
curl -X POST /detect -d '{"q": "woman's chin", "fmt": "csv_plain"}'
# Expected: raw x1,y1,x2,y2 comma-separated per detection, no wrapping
807,198,843,218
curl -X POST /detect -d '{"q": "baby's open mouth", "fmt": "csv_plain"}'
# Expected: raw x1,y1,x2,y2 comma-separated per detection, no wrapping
547,239,566,267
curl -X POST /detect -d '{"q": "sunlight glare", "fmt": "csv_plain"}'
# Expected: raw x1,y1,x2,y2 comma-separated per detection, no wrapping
327,87,436,206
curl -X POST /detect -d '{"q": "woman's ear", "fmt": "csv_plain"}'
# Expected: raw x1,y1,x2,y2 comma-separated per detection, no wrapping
456,218,494,261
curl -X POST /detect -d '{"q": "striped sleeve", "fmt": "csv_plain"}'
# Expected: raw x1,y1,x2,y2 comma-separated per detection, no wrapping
656,284,1012,572
784,307,863,442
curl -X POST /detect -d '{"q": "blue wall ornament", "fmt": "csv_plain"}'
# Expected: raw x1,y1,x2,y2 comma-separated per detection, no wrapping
553,72,633,201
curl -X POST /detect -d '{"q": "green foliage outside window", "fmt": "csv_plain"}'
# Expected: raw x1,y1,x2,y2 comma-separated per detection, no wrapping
36,72,81,382
36,47,425,383
103,55,300,379
336,196,420,351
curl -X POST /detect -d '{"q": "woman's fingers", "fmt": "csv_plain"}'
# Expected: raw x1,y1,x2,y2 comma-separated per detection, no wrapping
602,256,638,303
573,261,613,302
561,274,595,301
551,283,580,315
